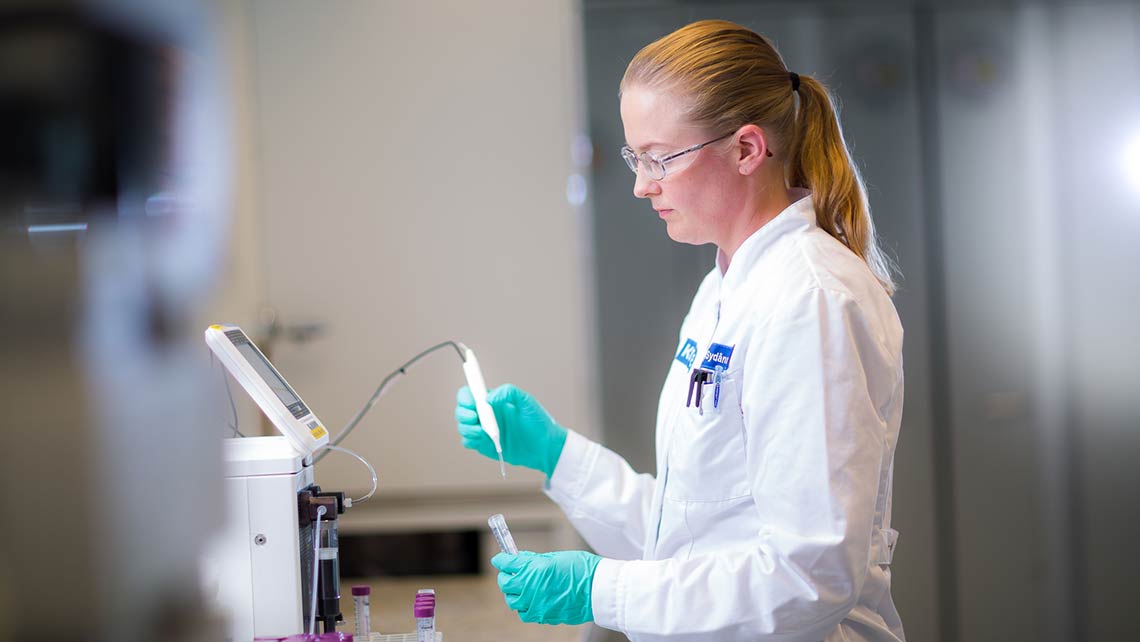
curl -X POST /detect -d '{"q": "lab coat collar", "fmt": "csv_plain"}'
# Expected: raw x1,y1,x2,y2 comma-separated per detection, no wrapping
714,188,815,297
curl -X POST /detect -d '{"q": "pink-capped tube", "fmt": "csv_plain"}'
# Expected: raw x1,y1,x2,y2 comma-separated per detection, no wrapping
414,589,435,642
351,585,371,638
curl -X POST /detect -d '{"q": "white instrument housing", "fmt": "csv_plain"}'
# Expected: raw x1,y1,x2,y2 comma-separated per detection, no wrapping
205,324,329,456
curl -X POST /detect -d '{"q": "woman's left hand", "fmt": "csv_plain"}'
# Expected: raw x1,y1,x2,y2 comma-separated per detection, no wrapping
492,550,601,625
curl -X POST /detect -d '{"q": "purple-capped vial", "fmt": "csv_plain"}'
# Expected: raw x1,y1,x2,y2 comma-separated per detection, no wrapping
351,585,371,638
414,590,435,642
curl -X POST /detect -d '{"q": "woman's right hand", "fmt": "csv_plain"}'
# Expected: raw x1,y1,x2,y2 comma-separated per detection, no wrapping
455,383,568,478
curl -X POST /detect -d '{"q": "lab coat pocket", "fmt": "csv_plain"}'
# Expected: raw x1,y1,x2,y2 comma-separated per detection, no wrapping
666,375,751,502
871,528,898,566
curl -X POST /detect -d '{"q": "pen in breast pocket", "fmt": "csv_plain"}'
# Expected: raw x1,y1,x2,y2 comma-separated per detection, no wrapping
713,365,723,409
687,368,712,415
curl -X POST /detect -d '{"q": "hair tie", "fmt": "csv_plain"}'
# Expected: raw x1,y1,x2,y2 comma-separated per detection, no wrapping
789,72,800,92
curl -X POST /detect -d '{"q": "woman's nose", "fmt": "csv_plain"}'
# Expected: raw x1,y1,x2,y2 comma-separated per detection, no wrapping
632,167,660,199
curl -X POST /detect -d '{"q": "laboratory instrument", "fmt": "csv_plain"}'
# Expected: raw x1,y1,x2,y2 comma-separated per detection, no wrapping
203,325,348,640
205,326,476,639
461,347,506,478
488,513,519,555
352,586,372,638
206,324,330,455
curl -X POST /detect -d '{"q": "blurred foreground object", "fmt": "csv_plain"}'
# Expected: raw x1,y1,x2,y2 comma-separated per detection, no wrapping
0,1,230,641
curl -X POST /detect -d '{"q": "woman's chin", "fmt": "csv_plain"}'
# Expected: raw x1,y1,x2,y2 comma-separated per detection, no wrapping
664,222,703,246
663,220,685,243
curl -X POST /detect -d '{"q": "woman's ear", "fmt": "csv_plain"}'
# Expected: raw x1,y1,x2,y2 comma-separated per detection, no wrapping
735,124,770,175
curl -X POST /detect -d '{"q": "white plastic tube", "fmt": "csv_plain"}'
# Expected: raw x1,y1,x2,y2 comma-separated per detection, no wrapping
319,443,377,505
309,505,326,634
462,347,505,478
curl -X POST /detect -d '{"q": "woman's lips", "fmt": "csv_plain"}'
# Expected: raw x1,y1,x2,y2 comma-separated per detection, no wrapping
656,208,673,218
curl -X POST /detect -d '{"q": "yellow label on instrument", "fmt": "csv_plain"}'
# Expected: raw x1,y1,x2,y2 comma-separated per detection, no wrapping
209,324,223,330
310,425,328,439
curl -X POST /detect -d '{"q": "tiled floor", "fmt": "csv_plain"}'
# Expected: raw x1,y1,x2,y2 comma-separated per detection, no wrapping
340,573,588,642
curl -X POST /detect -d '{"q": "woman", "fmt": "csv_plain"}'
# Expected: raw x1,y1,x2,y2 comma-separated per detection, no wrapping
456,19,905,642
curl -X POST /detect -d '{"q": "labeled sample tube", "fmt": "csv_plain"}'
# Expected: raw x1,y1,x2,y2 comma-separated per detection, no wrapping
351,585,371,638
487,513,518,555
414,590,435,642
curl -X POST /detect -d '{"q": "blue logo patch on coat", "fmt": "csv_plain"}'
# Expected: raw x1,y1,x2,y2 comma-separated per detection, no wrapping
700,342,734,370
675,338,698,369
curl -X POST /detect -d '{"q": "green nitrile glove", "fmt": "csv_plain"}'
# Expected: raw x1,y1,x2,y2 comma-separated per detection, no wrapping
455,383,568,478
493,550,600,625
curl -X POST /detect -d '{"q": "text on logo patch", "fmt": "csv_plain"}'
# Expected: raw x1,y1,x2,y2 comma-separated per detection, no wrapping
675,338,698,369
700,342,734,370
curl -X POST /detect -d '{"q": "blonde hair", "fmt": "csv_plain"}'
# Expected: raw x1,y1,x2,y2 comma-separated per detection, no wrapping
621,20,897,295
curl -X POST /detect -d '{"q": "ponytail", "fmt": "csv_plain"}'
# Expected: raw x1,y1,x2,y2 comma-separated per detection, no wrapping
789,75,897,295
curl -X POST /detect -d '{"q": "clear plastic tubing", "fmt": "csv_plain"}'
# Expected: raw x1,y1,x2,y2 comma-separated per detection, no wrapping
351,585,371,638
487,513,518,555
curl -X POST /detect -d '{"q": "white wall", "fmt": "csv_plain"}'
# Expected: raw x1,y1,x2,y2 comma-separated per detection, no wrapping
218,1,598,511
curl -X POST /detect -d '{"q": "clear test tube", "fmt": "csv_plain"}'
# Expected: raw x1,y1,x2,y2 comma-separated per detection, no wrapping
351,585,371,638
487,513,518,555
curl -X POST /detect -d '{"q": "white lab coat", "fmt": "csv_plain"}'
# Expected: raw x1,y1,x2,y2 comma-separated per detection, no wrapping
545,192,905,642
